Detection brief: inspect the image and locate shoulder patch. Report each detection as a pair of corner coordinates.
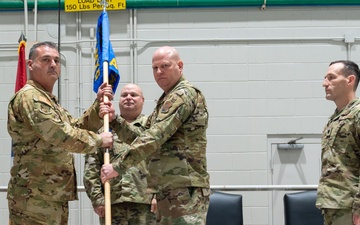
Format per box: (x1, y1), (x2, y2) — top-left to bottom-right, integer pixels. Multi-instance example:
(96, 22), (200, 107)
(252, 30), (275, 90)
(161, 101), (173, 114)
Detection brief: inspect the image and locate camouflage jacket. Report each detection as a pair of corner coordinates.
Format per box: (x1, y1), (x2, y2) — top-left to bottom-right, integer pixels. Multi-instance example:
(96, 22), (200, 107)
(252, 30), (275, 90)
(83, 115), (153, 207)
(110, 76), (210, 191)
(316, 98), (360, 214)
(7, 80), (103, 202)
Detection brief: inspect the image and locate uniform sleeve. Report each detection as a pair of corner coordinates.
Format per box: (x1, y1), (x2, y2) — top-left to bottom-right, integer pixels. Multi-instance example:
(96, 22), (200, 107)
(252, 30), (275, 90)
(352, 115), (360, 214)
(353, 194), (360, 215)
(72, 99), (104, 133)
(18, 91), (102, 154)
(84, 151), (105, 207)
(110, 115), (144, 144)
(112, 90), (195, 174)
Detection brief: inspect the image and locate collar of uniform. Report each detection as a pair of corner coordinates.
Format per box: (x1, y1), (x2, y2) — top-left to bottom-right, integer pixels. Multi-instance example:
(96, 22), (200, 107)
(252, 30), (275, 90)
(157, 75), (187, 105)
(331, 98), (360, 120)
(27, 80), (59, 102)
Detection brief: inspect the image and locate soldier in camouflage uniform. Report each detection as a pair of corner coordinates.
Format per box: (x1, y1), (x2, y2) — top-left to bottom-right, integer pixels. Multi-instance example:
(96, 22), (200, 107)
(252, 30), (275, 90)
(100, 46), (210, 225)
(7, 41), (114, 225)
(317, 60), (360, 225)
(84, 84), (157, 225)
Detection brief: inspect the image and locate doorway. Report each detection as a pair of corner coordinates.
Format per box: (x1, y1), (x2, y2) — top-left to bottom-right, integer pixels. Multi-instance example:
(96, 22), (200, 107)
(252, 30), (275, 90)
(268, 134), (322, 225)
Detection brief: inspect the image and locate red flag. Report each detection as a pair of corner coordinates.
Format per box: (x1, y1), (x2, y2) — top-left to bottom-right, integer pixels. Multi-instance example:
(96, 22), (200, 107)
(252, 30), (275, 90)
(11, 40), (27, 161)
(15, 40), (27, 92)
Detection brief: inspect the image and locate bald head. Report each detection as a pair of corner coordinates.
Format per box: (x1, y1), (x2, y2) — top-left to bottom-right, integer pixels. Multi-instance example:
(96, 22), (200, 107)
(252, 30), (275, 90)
(152, 46), (183, 94)
(152, 46), (181, 62)
(119, 84), (144, 122)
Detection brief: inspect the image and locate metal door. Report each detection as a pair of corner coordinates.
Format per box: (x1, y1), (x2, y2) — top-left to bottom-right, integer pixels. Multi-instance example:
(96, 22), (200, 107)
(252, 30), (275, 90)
(268, 136), (322, 225)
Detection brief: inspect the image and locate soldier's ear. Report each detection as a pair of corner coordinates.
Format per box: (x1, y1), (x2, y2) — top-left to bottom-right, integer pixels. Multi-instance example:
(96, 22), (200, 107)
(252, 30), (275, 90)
(28, 60), (33, 69)
(177, 60), (183, 72)
(348, 74), (356, 85)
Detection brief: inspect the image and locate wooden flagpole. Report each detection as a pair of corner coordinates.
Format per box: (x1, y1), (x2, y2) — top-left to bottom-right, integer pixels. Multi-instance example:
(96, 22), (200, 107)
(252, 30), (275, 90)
(103, 59), (112, 225)
(101, 2), (111, 225)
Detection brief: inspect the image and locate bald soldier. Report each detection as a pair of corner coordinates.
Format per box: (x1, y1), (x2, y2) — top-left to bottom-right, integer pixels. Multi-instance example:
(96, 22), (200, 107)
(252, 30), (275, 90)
(84, 84), (156, 225)
(100, 46), (210, 224)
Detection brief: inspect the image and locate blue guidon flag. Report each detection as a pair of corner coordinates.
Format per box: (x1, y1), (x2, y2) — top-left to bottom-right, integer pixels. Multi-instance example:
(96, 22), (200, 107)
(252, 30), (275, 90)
(93, 11), (120, 94)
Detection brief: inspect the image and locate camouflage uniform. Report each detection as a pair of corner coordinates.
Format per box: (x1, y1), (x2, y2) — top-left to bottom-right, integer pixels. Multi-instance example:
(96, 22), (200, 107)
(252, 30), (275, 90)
(322, 209), (352, 225)
(109, 76), (210, 224)
(316, 98), (360, 224)
(84, 115), (156, 225)
(7, 80), (104, 225)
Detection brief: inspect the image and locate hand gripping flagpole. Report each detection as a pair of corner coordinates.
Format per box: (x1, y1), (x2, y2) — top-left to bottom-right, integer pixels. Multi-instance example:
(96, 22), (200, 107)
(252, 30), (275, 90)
(100, 2), (111, 225)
